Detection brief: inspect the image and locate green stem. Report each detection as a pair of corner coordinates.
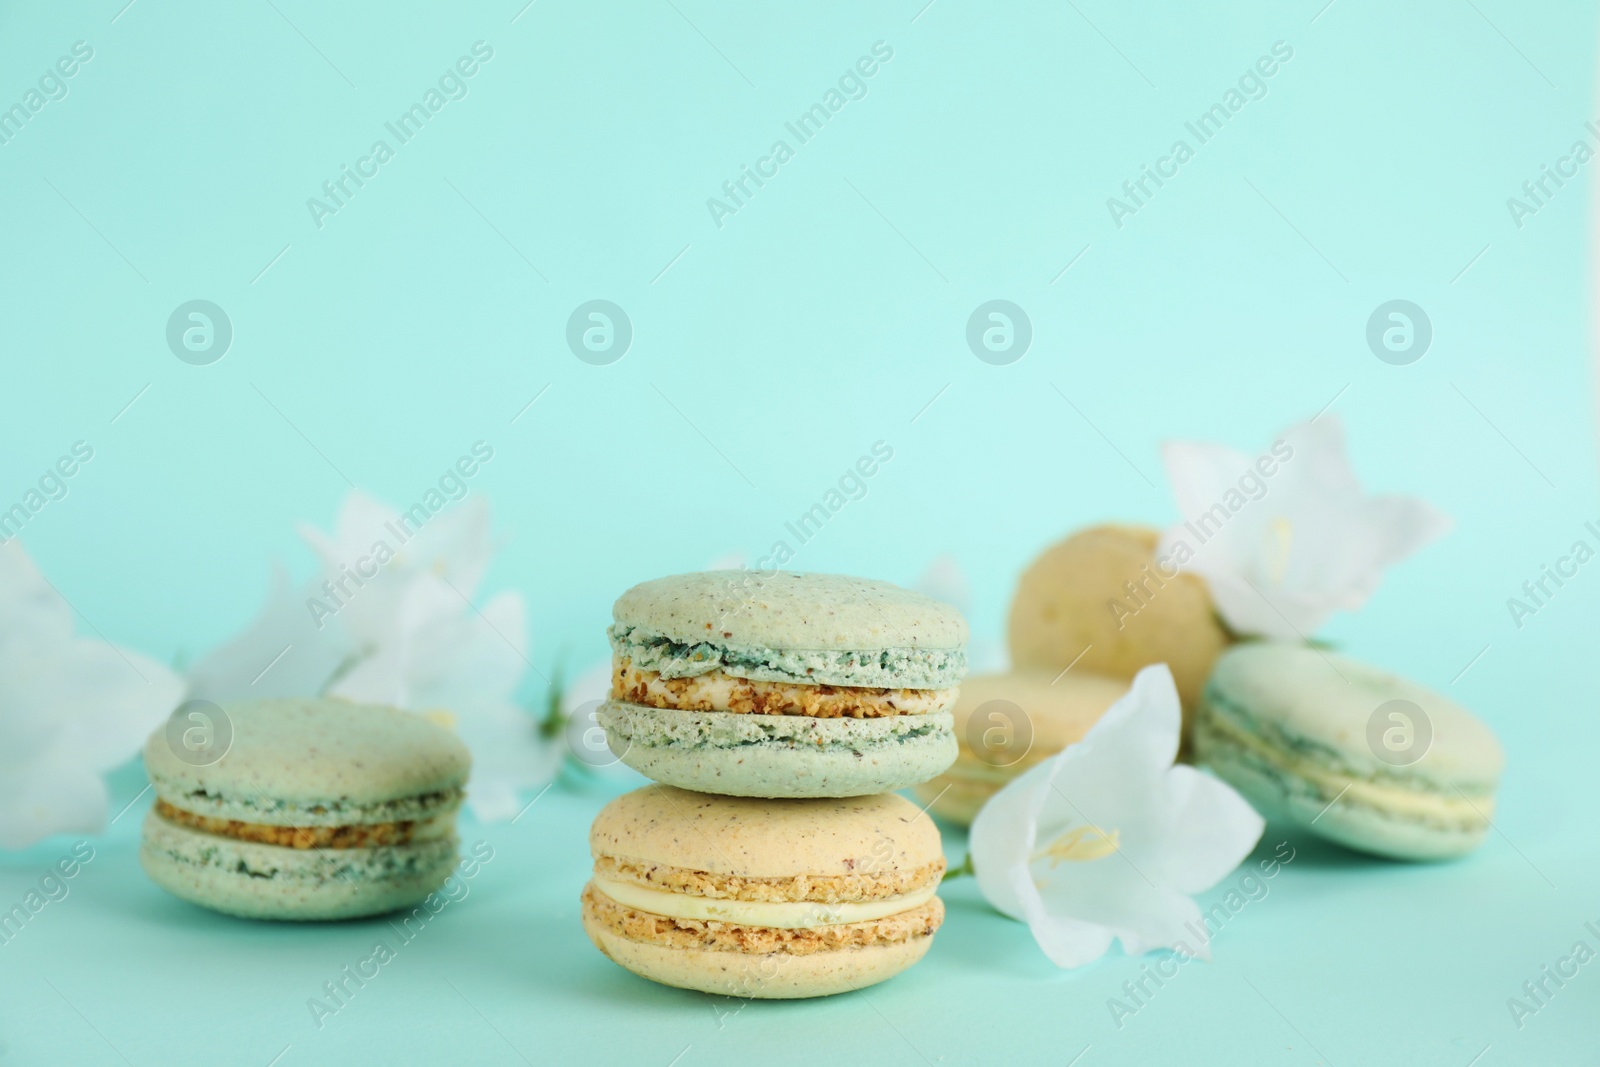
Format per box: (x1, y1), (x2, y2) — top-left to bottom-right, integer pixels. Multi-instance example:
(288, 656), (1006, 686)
(536, 658), (567, 740)
(942, 853), (975, 881)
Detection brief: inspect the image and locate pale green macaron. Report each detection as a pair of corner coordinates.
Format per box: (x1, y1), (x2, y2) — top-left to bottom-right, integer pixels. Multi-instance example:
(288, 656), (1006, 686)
(599, 570), (966, 797)
(1195, 643), (1504, 861)
(141, 698), (471, 920)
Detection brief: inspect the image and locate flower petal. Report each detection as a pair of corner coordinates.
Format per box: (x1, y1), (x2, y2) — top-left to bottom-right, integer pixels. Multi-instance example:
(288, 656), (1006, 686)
(1159, 440), (1256, 531)
(0, 541), (74, 646)
(914, 555), (970, 614)
(1047, 665), (1182, 826)
(1009, 859), (1117, 968)
(452, 699), (563, 821)
(1160, 415), (1449, 638)
(40, 642), (184, 772)
(298, 491), (399, 575)
(1145, 765), (1264, 894)
(0, 761), (107, 849)
(0, 542), (185, 848)
(197, 492), (550, 825)
(1030, 851), (1211, 961)
(186, 565), (355, 701)
(971, 757), (1048, 923)
(972, 664), (1261, 969)
(1193, 569), (1310, 640)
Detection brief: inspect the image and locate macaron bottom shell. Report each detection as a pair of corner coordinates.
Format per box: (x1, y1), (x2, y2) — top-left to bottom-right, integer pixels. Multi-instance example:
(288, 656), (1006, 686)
(140, 811), (460, 920)
(1194, 718), (1491, 862)
(598, 702), (957, 798)
(581, 903), (935, 999)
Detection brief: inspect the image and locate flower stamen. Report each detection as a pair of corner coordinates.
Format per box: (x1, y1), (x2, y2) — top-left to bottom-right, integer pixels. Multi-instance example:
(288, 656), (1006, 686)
(1034, 824), (1121, 867)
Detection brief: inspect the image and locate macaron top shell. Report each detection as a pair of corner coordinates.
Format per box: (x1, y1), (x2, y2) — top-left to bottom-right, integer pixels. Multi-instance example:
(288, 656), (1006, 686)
(144, 699), (472, 822)
(1205, 643), (1504, 791)
(951, 669), (1128, 757)
(590, 786), (943, 878)
(613, 571), (968, 650)
(1007, 524), (1228, 711)
(610, 570), (968, 688)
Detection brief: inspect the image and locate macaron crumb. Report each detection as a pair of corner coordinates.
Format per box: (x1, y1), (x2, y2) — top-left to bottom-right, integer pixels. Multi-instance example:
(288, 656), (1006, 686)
(153, 798), (447, 850)
(582, 884), (943, 955)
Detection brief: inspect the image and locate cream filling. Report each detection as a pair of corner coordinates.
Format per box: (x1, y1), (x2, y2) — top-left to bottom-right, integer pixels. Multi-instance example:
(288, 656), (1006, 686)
(618, 665), (956, 716)
(154, 801), (456, 848)
(592, 877), (938, 929)
(1204, 712), (1495, 823)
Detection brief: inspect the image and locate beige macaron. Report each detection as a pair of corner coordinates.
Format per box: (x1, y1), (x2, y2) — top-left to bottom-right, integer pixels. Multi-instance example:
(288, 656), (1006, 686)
(582, 786), (945, 998)
(1008, 524), (1230, 721)
(911, 669), (1129, 825)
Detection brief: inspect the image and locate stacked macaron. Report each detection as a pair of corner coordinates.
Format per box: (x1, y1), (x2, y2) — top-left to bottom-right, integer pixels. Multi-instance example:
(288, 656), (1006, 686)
(584, 787), (945, 998)
(584, 570), (965, 998)
(598, 571), (964, 796)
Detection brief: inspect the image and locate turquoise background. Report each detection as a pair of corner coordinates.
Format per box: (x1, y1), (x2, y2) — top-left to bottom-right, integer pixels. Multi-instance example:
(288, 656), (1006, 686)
(2, 0), (1598, 1062)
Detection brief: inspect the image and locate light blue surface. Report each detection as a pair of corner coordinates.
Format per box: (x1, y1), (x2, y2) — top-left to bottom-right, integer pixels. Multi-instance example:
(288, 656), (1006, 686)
(2, 0), (1599, 1063)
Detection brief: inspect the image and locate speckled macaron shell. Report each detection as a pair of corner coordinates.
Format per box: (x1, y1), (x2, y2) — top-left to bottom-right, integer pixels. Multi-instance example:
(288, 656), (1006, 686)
(609, 570), (968, 689)
(1196, 643), (1505, 861)
(591, 786), (944, 876)
(583, 917), (934, 999)
(1201, 644), (1503, 791)
(911, 669), (1128, 825)
(597, 702), (956, 798)
(140, 813), (460, 921)
(143, 698), (472, 825)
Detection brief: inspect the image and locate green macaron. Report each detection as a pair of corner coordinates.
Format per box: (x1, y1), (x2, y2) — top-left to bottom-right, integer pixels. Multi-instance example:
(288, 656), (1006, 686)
(140, 698), (471, 920)
(598, 570), (966, 797)
(1194, 643), (1504, 861)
